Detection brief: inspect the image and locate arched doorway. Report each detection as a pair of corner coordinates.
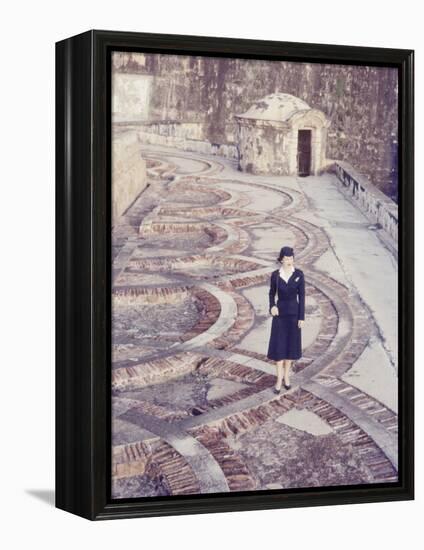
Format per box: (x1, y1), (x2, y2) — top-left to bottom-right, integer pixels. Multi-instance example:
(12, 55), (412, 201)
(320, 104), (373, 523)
(297, 129), (312, 176)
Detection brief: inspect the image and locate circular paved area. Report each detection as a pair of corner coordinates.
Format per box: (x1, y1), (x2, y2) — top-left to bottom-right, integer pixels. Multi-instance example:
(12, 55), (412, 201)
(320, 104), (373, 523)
(111, 145), (398, 498)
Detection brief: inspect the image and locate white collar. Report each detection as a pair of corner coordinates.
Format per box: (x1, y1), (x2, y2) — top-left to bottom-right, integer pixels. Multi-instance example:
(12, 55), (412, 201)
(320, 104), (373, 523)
(279, 265), (295, 282)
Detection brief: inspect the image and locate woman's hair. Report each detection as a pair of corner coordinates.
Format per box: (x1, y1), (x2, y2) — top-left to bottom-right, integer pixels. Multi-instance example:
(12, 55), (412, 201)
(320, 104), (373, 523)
(277, 246), (295, 263)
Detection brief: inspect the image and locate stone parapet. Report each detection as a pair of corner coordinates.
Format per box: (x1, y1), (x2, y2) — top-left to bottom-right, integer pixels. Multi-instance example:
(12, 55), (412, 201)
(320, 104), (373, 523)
(112, 130), (147, 224)
(115, 120), (238, 159)
(333, 160), (398, 253)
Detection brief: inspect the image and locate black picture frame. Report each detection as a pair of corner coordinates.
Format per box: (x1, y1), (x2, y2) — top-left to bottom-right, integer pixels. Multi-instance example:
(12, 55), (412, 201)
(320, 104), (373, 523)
(55, 29), (414, 521)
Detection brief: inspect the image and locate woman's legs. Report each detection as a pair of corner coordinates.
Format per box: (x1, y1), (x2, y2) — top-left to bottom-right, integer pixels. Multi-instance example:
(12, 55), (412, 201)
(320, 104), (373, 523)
(275, 359), (295, 390)
(275, 360), (284, 389)
(283, 360), (293, 386)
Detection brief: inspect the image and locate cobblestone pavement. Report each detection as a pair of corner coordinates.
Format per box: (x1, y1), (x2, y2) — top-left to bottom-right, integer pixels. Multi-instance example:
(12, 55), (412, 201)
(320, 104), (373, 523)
(111, 144), (398, 498)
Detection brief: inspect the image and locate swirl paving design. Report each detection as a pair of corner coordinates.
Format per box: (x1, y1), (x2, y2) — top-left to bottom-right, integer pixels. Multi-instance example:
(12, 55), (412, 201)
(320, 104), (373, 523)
(112, 146), (398, 499)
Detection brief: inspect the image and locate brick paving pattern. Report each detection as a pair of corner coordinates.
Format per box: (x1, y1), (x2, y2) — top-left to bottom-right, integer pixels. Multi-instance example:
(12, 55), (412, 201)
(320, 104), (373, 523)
(111, 146), (398, 498)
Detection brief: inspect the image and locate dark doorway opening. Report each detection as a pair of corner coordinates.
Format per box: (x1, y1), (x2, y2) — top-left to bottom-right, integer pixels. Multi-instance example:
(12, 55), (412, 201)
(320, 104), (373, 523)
(297, 129), (312, 176)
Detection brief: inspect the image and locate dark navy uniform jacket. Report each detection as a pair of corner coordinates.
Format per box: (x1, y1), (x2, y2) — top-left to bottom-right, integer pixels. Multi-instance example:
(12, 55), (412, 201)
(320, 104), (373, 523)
(268, 268), (305, 320)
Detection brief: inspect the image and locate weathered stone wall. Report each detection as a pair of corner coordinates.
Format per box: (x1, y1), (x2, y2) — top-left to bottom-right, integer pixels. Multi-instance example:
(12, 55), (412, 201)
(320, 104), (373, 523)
(112, 73), (154, 122)
(237, 120), (291, 174)
(112, 129), (147, 224)
(123, 120), (237, 159)
(235, 107), (330, 176)
(112, 52), (398, 200)
(333, 160), (398, 253)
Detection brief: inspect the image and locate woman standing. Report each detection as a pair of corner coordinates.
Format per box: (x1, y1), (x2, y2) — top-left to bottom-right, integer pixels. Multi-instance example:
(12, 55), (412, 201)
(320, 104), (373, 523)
(267, 246), (305, 393)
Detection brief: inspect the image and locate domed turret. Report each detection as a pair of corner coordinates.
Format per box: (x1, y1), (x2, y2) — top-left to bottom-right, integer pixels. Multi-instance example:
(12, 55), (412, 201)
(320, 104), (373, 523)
(234, 92), (330, 176)
(236, 93), (311, 122)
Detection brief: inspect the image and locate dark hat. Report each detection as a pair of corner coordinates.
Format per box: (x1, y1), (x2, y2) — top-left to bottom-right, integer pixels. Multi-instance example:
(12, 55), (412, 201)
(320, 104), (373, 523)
(277, 246), (294, 261)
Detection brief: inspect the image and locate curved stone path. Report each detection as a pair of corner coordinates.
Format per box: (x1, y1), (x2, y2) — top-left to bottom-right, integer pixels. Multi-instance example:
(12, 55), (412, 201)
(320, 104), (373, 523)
(111, 144), (398, 497)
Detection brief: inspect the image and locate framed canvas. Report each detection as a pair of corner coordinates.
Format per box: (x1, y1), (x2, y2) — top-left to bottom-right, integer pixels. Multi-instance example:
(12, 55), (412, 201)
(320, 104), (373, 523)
(55, 29), (414, 520)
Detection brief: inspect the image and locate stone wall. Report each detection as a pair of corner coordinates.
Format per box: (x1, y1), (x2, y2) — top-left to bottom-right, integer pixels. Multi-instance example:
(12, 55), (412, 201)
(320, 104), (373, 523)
(112, 73), (154, 122)
(235, 107), (330, 176)
(333, 160), (398, 253)
(112, 52), (398, 201)
(112, 129), (147, 224)
(135, 121), (238, 159)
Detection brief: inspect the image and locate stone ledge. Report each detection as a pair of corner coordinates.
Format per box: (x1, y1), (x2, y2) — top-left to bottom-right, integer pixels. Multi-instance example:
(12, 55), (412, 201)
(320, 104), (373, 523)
(333, 160), (398, 253)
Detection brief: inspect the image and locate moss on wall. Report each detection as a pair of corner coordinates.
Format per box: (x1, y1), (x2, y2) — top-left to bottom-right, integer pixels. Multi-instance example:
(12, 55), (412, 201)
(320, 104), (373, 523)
(112, 53), (398, 201)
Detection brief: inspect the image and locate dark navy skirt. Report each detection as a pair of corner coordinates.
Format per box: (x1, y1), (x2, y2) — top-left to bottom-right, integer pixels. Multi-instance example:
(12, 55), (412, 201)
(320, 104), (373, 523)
(267, 314), (302, 360)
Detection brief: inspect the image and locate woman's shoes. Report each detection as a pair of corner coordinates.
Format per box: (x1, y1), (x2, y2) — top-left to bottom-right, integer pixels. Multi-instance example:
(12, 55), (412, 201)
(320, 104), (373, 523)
(274, 379), (292, 393)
